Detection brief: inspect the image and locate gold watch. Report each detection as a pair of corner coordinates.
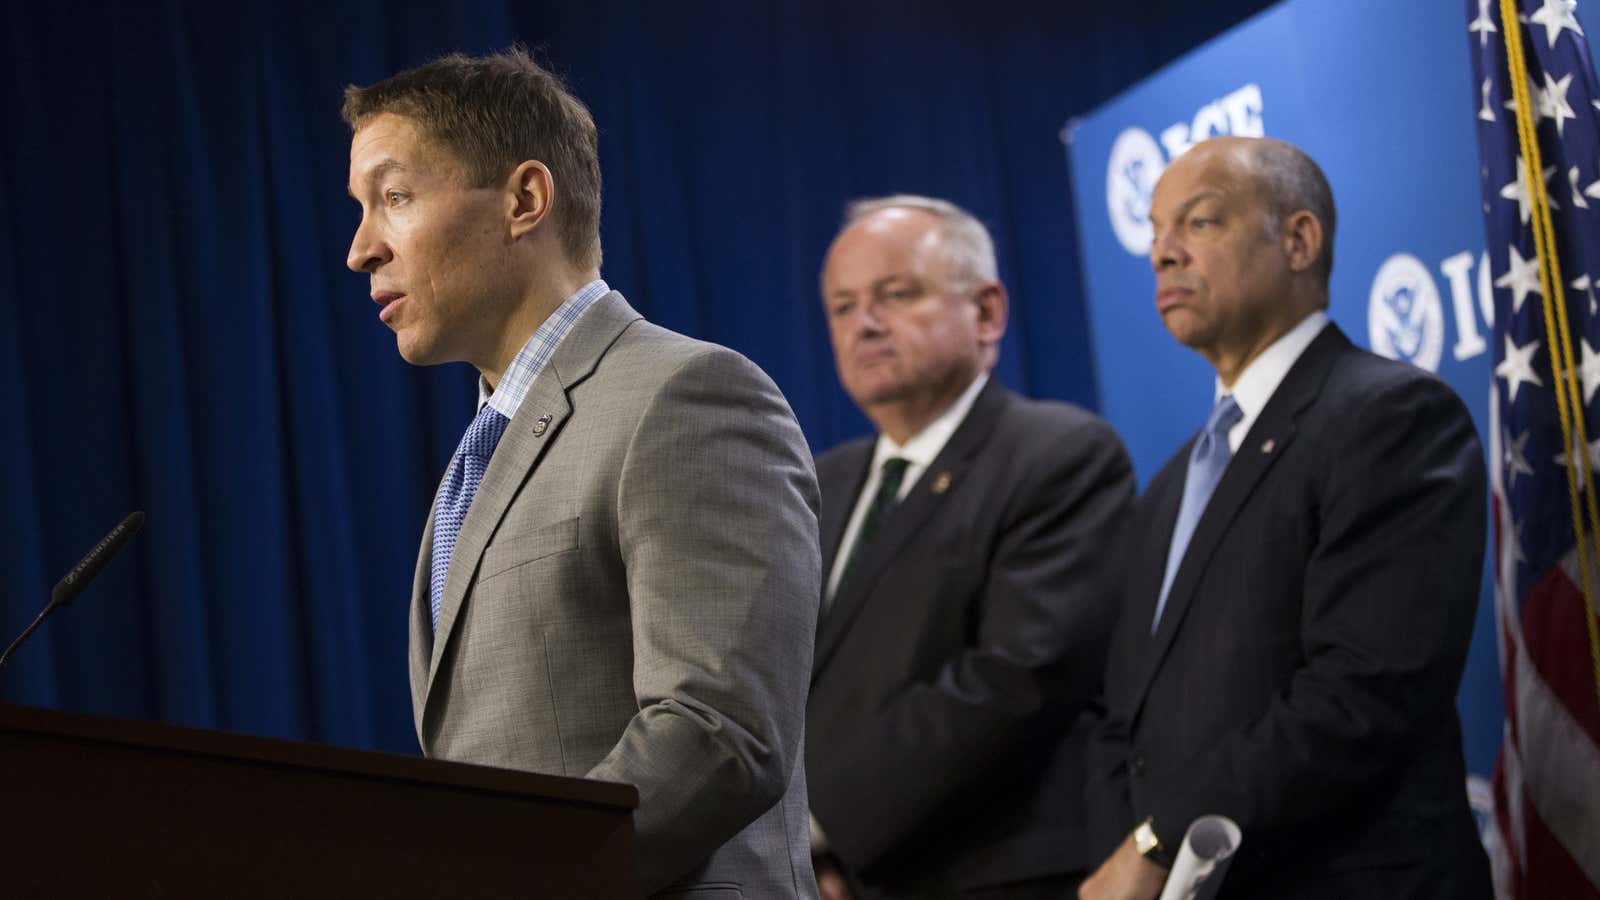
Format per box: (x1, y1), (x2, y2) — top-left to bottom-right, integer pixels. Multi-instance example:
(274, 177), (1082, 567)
(1133, 816), (1168, 864)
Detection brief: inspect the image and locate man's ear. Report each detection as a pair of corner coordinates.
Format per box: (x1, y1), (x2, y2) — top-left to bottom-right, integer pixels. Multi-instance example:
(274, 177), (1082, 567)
(973, 281), (1009, 346)
(1281, 209), (1324, 274)
(507, 160), (554, 240)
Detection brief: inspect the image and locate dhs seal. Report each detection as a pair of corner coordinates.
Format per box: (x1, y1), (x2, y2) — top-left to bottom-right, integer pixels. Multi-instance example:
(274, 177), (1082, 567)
(1106, 127), (1166, 256)
(1368, 253), (1445, 373)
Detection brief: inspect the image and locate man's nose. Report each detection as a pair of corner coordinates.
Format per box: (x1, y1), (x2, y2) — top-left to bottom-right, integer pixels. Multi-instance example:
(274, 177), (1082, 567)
(347, 217), (391, 273)
(1150, 229), (1182, 272)
(853, 299), (889, 335)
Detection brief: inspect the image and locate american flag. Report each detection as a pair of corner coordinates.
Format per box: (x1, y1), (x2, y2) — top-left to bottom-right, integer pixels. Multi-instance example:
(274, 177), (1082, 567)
(1469, 1), (1600, 897)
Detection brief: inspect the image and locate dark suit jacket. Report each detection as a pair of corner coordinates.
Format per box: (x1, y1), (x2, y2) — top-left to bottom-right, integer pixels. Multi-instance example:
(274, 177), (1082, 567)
(807, 378), (1135, 894)
(1086, 325), (1492, 899)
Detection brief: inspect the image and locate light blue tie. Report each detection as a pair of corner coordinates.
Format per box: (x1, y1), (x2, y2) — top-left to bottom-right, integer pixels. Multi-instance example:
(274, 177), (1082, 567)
(430, 405), (511, 631)
(1152, 395), (1243, 632)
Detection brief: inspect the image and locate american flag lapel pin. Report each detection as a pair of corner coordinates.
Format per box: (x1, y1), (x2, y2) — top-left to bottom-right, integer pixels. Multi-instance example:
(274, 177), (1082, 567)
(1261, 438), (1276, 454)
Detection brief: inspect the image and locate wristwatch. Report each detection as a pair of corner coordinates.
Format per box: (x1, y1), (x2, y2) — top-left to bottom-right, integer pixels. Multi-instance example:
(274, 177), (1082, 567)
(1133, 816), (1172, 867)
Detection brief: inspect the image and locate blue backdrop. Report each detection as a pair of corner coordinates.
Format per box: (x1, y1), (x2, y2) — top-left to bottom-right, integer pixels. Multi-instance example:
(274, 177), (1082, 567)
(0, 0), (1274, 753)
(1066, 0), (1600, 788)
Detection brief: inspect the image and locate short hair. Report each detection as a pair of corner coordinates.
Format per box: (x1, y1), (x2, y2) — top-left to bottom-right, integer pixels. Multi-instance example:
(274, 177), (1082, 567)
(342, 47), (603, 269)
(844, 194), (999, 289)
(1250, 140), (1336, 282)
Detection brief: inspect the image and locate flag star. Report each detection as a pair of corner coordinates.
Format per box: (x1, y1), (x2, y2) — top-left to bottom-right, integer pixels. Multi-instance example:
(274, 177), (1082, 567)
(1573, 167), (1592, 208)
(1496, 335), (1544, 402)
(1553, 433), (1600, 490)
(1529, 0), (1584, 49)
(1540, 72), (1578, 135)
(1505, 428), (1536, 485)
(1470, 0), (1498, 47)
(1496, 244), (1544, 313)
(1504, 518), (1528, 571)
(1580, 339), (1600, 404)
(1575, 273), (1598, 315)
(1585, 160), (1600, 197)
(1480, 79), (1497, 122)
(1500, 157), (1559, 224)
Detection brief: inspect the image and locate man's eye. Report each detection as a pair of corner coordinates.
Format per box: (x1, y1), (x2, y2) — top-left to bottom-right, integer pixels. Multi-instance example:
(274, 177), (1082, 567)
(831, 302), (855, 318)
(386, 191), (406, 206)
(1190, 217), (1214, 230)
(884, 288), (918, 302)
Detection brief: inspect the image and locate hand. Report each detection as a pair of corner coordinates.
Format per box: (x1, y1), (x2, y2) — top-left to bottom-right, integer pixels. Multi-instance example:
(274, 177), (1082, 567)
(1078, 833), (1167, 900)
(814, 854), (855, 900)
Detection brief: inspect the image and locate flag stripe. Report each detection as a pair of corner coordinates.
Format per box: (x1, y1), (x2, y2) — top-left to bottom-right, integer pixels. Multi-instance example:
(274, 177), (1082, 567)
(1519, 791), (1600, 899)
(1498, 534), (1600, 885)
(1531, 556), (1600, 744)
(1490, 747), (1524, 896)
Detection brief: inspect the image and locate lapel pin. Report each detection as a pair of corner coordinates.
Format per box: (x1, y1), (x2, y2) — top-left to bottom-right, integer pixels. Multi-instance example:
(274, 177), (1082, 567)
(531, 414), (552, 437)
(1260, 438), (1275, 454)
(931, 471), (952, 494)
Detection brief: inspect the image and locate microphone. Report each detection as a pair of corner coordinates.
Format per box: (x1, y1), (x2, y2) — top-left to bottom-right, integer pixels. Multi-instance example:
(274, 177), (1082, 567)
(0, 511), (145, 672)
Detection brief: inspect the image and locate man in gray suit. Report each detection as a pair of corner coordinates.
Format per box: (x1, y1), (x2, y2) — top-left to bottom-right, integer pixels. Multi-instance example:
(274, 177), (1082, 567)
(343, 49), (821, 898)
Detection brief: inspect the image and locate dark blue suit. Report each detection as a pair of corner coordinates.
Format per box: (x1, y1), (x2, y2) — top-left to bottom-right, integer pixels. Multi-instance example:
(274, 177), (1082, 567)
(808, 379), (1135, 895)
(1087, 325), (1492, 899)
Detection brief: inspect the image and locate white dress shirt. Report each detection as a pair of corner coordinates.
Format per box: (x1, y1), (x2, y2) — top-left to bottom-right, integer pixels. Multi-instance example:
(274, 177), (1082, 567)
(1218, 311), (1330, 453)
(824, 372), (989, 605)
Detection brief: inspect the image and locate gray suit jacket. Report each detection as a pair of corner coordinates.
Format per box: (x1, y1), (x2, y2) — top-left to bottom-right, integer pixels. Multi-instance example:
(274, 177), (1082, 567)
(409, 291), (821, 898)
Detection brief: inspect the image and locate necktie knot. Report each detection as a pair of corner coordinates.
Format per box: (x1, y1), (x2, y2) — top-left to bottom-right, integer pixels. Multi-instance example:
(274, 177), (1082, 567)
(460, 406), (511, 460)
(1206, 395), (1243, 440)
(878, 456), (911, 500)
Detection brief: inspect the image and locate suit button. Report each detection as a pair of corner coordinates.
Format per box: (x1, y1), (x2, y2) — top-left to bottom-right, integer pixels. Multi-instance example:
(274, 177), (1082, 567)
(1131, 754), (1147, 777)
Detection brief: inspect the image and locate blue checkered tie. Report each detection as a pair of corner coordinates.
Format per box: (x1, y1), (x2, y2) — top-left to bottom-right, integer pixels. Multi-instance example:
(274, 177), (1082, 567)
(1152, 394), (1243, 631)
(430, 405), (511, 631)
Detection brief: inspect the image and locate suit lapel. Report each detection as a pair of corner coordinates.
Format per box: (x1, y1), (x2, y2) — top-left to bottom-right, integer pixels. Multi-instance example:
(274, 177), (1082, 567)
(818, 442), (873, 592)
(812, 379), (1008, 679)
(1130, 325), (1349, 715)
(409, 482), (445, 740)
(421, 292), (642, 715)
(1123, 444), (1192, 648)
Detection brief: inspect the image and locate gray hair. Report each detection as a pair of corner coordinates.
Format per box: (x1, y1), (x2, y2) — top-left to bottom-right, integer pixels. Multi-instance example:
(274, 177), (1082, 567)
(844, 194), (999, 289)
(1251, 140), (1336, 281)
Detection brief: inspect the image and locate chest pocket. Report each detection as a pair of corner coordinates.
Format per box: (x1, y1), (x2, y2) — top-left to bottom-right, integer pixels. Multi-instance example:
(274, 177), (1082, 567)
(479, 516), (581, 582)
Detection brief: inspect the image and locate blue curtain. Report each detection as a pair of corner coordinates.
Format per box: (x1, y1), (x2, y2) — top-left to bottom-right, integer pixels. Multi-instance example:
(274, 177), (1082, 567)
(0, 0), (1273, 753)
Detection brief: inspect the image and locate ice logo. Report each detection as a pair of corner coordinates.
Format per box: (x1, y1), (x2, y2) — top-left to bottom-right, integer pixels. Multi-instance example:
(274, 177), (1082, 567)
(1368, 253), (1445, 373)
(1106, 127), (1166, 256)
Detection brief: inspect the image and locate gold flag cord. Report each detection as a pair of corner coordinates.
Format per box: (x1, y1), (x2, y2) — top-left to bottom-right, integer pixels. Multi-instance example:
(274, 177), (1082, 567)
(1500, 0), (1600, 711)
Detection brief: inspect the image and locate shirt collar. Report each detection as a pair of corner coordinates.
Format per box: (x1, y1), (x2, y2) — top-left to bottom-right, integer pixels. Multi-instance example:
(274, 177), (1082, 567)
(478, 279), (609, 417)
(1215, 310), (1329, 421)
(871, 371), (989, 470)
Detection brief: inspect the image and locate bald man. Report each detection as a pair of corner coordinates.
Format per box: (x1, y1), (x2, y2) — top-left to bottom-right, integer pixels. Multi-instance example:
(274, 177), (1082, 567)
(1080, 138), (1491, 900)
(809, 195), (1134, 898)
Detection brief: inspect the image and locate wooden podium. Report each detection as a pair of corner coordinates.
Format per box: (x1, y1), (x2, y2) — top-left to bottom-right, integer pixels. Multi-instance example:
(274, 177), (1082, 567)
(0, 704), (639, 897)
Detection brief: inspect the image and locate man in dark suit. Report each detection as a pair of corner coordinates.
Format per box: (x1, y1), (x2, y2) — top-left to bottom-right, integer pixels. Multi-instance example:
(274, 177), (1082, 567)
(1079, 137), (1492, 900)
(808, 195), (1135, 899)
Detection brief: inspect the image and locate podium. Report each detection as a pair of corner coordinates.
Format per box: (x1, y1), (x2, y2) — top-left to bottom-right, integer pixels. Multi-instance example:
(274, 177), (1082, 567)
(0, 704), (639, 897)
